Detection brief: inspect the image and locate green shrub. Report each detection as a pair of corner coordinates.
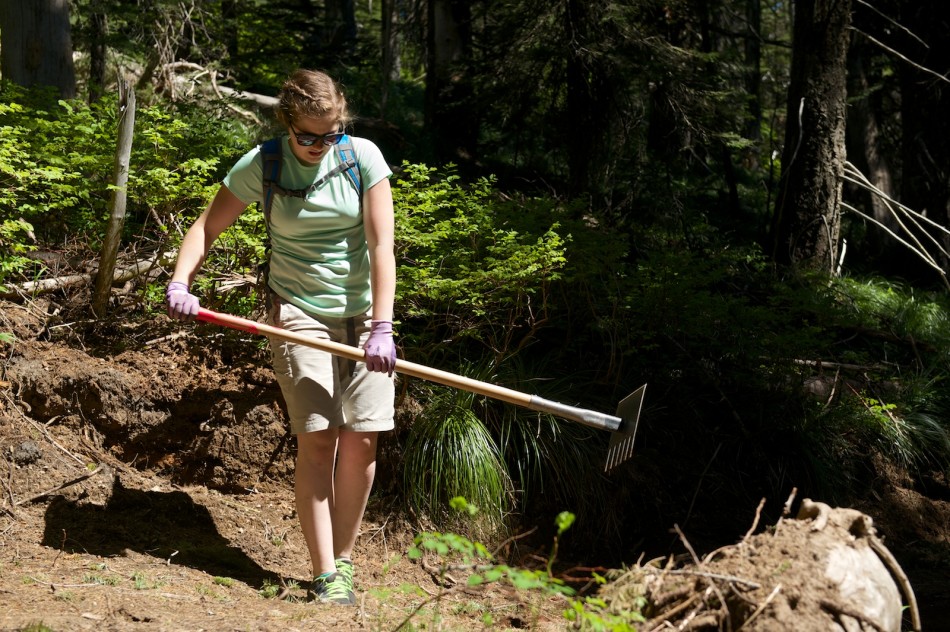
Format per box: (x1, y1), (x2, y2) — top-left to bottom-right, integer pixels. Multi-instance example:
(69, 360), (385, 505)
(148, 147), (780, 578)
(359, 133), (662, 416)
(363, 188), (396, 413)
(393, 162), (568, 356)
(0, 83), (253, 287)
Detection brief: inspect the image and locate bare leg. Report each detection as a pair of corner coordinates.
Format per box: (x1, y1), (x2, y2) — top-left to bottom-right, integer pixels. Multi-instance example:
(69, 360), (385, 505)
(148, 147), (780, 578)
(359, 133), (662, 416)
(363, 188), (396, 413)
(295, 429), (340, 576)
(331, 431), (378, 560)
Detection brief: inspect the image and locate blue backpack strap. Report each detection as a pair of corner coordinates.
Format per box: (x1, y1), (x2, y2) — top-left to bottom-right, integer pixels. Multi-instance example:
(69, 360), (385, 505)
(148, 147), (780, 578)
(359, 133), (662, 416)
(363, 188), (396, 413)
(260, 135), (362, 210)
(334, 134), (363, 205)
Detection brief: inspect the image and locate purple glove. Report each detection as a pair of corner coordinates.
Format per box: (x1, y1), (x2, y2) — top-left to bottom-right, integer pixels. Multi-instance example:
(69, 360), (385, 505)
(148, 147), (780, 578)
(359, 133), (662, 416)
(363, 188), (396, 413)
(166, 281), (200, 320)
(364, 320), (397, 376)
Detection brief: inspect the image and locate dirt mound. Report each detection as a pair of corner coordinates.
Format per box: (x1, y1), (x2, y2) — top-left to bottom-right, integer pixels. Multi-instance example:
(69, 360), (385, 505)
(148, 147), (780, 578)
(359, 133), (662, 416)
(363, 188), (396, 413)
(603, 499), (915, 631)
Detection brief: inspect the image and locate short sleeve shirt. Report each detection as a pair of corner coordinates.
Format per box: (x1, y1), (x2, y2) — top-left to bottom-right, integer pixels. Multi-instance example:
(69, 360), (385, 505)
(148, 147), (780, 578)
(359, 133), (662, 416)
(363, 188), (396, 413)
(223, 136), (392, 318)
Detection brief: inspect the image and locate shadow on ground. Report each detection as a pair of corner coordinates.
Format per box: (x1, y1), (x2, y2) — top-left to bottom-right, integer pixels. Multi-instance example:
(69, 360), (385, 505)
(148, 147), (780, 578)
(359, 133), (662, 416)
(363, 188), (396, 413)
(42, 477), (284, 588)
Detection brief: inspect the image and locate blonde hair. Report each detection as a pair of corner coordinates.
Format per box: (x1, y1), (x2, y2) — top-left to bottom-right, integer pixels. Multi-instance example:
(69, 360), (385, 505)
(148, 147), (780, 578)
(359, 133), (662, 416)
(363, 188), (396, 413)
(276, 69), (352, 128)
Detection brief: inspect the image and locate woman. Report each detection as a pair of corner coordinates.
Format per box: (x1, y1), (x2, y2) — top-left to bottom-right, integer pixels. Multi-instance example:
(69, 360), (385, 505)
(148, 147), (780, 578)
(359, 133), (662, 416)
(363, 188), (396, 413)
(165, 69), (397, 606)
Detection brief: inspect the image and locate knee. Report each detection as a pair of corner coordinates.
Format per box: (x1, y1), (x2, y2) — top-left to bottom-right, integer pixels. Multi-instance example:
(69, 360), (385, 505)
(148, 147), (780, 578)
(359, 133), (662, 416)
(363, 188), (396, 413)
(340, 432), (378, 463)
(296, 431), (338, 466)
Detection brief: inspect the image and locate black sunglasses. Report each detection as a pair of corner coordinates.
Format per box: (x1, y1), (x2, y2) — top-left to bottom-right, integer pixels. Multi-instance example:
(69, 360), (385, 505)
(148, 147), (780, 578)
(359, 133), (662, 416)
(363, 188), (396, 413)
(290, 123), (345, 147)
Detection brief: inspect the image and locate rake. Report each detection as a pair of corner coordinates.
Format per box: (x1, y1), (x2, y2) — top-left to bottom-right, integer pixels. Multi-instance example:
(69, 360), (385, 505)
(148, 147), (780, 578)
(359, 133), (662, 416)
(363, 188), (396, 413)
(196, 308), (646, 471)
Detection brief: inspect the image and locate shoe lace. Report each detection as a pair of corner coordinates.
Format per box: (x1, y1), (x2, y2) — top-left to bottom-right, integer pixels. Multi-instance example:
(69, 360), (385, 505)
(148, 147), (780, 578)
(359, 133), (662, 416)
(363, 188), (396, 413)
(335, 559), (353, 586)
(317, 573), (352, 601)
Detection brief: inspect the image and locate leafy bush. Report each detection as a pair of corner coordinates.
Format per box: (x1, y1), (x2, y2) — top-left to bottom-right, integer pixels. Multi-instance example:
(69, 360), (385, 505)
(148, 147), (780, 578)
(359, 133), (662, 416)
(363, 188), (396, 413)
(392, 163), (568, 356)
(0, 83), (253, 286)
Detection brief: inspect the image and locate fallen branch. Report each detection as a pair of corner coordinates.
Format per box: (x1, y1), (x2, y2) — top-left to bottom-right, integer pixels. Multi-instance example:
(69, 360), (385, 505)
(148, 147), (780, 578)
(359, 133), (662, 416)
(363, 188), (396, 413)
(15, 464), (105, 506)
(792, 358), (885, 372)
(868, 537), (922, 632)
(819, 598), (888, 632)
(736, 584), (782, 631)
(665, 569), (761, 590)
(0, 251), (176, 300)
(160, 61), (277, 115)
(742, 498), (766, 542)
(646, 591), (703, 631)
(673, 524), (733, 630)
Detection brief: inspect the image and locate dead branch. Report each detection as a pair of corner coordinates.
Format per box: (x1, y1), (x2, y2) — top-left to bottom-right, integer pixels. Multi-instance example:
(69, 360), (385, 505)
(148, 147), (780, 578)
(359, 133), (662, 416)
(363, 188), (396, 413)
(792, 358), (885, 372)
(735, 584), (782, 631)
(0, 251), (176, 300)
(851, 27), (949, 85)
(645, 592), (704, 631)
(159, 61), (276, 118)
(842, 161), (950, 290)
(665, 569), (761, 590)
(868, 537), (922, 632)
(742, 498), (766, 543)
(1, 463), (17, 519)
(819, 598), (888, 632)
(15, 464), (105, 506)
(673, 524), (734, 631)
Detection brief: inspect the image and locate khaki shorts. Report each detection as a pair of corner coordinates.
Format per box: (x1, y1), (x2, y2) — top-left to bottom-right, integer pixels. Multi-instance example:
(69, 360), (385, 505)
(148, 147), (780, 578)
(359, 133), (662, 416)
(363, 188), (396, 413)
(267, 298), (395, 434)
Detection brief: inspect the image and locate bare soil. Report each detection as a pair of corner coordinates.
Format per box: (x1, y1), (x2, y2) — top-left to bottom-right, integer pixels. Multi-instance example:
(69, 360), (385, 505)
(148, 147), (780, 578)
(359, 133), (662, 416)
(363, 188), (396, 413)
(1, 297), (948, 631)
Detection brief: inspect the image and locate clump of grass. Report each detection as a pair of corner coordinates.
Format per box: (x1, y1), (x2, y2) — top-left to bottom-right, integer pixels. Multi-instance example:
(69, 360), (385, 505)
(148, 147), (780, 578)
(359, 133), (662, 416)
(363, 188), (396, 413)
(402, 384), (514, 539)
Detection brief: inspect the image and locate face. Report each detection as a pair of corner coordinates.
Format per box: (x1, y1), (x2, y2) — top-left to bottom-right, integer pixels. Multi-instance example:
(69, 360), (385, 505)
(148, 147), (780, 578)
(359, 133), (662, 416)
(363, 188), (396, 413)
(287, 115), (344, 166)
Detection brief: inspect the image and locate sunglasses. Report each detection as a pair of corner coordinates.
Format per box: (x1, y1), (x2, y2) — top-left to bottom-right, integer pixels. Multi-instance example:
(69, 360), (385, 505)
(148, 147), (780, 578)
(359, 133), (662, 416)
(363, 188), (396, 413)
(290, 123), (345, 147)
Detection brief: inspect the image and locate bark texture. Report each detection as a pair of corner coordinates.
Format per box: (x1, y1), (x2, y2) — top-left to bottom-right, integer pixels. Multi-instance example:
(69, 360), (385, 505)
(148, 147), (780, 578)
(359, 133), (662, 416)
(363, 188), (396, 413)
(0, 0), (76, 99)
(770, 0), (852, 272)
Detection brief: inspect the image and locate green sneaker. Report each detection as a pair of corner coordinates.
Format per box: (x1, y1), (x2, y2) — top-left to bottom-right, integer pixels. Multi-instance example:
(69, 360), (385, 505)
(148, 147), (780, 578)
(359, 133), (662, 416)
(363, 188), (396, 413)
(309, 571), (355, 606)
(335, 558), (354, 590)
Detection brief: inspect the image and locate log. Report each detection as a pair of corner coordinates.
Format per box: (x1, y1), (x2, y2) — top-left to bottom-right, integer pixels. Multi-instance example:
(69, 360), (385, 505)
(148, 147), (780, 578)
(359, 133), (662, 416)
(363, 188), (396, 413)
(0, 252), (176, 300)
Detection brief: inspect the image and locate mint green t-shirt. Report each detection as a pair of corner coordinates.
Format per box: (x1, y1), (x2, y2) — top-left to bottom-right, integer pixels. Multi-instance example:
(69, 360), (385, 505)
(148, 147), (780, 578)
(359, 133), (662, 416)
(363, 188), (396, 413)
(223, 135), (392, 318)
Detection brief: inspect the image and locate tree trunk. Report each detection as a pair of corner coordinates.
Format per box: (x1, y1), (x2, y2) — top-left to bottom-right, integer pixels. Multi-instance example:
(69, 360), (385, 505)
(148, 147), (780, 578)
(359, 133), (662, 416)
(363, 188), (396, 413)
(770, 0), (852, 273)
(744, 0), (763, 153)
(425, 0), (474, 162)
(221, 0), (240, 66)
(92, 82), (136, 317)
(325, 0), (358, 55)
(88, 8), (107, 104)
(845, 38), (896, 260)
(0, 0), (76, 99)
(380, 0), (403, 118)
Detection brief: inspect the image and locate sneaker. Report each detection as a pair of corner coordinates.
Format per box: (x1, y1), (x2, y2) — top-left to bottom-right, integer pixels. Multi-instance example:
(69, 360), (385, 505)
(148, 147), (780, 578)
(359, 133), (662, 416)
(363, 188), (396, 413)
(309, 572), (355, 605)
(335, 558), (354, 589)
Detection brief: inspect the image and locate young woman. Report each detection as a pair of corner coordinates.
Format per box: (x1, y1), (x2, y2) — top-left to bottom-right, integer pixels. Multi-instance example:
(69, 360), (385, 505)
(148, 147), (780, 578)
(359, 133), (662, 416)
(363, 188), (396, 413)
(166, 69), (397, 605)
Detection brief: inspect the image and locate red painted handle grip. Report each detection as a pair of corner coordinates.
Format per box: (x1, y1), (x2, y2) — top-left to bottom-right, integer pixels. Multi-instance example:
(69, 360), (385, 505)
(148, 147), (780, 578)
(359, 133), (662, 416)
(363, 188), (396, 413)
(197, 308), (261, 334)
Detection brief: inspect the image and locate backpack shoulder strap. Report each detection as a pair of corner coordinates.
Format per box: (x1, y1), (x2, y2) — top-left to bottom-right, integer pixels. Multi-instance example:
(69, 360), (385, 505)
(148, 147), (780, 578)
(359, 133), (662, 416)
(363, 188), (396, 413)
(334, 134), (363, 205)
(260, 135), (363, 211)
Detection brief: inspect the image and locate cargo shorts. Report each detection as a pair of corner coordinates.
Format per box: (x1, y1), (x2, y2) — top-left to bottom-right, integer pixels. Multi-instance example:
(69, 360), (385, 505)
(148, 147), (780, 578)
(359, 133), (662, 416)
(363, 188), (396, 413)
(267, 297), (395, 434)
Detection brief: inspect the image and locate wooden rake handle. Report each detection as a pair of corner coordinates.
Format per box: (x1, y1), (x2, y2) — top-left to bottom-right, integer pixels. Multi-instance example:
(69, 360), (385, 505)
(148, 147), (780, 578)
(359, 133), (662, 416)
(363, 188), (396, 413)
(196, 308), (624, 433)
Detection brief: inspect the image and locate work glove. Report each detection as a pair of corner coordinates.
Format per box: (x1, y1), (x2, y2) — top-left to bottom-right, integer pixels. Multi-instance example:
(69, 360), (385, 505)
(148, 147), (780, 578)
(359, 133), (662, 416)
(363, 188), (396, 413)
(364, 320), (397, 376)
(166, 281), (200, 320)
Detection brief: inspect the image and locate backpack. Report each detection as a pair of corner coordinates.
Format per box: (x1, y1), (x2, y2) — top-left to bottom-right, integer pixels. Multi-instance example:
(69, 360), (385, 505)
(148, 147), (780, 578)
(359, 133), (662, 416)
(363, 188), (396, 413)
(256, 135), (363, 301)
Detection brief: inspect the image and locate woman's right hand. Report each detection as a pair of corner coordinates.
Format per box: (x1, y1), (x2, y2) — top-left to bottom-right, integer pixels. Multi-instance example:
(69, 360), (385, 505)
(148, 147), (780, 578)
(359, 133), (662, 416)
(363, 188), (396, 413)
(166, 282), (200, 320)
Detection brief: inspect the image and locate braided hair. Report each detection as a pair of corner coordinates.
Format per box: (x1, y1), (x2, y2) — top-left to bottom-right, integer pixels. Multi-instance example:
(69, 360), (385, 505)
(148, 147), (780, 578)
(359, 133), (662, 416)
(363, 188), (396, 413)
(276, 69), (352, 128)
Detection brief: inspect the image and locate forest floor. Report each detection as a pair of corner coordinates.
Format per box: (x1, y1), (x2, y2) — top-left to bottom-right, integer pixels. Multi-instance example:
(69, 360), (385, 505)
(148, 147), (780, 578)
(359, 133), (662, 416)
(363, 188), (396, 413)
(0, 295), (948, 631)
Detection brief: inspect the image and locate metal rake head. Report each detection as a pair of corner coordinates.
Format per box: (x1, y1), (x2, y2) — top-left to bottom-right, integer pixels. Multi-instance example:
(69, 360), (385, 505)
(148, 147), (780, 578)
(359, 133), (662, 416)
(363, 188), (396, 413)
(605, 384), (646, 472)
